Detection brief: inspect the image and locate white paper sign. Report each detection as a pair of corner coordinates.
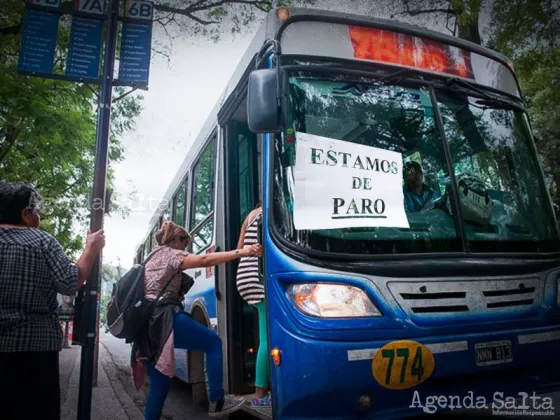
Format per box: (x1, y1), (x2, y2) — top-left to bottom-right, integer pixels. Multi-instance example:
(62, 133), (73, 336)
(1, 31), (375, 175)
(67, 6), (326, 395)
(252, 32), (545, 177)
(293, 132), (410, 230)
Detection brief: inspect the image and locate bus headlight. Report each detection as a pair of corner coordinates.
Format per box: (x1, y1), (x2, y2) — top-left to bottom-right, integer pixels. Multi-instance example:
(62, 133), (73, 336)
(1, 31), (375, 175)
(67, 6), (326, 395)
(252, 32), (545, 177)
(286, 283), (382, 318)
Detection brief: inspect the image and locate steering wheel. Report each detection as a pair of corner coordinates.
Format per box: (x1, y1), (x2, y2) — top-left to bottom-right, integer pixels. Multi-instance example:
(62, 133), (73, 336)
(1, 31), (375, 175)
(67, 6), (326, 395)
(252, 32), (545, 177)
(421, 174), (493, 227)
(419, 189), (451, 214)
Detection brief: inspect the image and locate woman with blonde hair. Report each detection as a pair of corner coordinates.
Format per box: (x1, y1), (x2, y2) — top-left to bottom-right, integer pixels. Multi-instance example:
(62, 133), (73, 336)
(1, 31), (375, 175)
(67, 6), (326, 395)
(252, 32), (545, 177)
(131, 221), (262, 419)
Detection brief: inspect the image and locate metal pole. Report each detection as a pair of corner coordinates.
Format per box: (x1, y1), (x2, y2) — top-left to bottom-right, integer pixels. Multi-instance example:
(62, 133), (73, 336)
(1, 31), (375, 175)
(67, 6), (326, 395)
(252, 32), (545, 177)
(63, 321), (70, 349)
(77, 0), (119, 418)
(92, 290), (101, 386)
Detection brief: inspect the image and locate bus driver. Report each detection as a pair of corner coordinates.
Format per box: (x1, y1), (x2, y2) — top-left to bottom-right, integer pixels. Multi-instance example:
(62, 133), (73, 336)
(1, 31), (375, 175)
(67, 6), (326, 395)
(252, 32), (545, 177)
(403, 161), (440, 213)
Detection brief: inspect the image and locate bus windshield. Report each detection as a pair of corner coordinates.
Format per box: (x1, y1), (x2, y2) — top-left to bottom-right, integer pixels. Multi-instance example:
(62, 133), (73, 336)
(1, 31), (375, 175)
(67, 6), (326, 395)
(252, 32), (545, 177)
(272, 73), (559, 255)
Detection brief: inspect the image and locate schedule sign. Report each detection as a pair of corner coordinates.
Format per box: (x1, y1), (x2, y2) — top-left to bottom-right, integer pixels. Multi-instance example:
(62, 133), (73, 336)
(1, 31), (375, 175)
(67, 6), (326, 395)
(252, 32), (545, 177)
(18, 0), (153, 88)
(66, 18), (104, 79)
(17, 8), (59, 74)
(118, 1), (153, 86)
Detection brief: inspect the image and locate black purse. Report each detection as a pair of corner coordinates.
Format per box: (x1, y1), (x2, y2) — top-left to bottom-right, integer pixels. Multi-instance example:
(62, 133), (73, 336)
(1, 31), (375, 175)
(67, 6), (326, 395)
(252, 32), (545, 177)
(179, 272), (194, 296)
(71, 285), (87, 346)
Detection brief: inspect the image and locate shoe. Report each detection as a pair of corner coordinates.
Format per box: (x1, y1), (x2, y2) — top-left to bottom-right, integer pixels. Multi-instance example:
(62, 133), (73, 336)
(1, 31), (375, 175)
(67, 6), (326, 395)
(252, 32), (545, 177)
(251, 394), (272, 407)
(208, 395), (246, 417)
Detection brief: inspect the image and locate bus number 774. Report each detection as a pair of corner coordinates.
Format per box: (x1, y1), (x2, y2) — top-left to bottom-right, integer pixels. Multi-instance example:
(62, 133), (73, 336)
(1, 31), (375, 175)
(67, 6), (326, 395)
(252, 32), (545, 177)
(372, 341), (435, 390)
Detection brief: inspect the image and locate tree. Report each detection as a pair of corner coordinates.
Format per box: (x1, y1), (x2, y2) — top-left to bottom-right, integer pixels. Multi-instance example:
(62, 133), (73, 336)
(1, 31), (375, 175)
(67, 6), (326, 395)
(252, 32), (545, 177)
(389, 0), (483, 44)
(489, 0), (560, 206)
(0, 0), (143, 255)
(1, 0), (315, 254)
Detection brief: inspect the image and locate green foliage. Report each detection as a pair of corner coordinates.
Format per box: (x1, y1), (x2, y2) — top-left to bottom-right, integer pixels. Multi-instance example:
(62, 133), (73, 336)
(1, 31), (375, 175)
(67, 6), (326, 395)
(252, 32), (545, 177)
(512, 49), (560, 202)
(1, 0), (319, 257)
(490, 0), (560, 205)
(490, 0), (559, 56)
(0, 0), (142, 256)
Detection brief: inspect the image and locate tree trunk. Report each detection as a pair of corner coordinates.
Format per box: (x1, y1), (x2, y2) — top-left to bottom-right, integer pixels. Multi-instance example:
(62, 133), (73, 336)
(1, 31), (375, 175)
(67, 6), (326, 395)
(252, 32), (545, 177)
(458, 19), (482, 45)
(0, 126), (21, 166)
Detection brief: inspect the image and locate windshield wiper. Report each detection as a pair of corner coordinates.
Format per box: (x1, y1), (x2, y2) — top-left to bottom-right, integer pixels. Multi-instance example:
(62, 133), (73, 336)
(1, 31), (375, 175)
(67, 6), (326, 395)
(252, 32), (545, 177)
(375, 67), (426, 84)
(473, 98), (522, 111)
(444, 77), (525, 112)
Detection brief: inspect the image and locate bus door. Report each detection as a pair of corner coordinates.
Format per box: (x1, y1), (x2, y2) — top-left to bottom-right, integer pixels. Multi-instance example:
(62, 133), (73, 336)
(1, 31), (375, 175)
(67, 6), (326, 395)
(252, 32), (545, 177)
(223, 119), (262, 394)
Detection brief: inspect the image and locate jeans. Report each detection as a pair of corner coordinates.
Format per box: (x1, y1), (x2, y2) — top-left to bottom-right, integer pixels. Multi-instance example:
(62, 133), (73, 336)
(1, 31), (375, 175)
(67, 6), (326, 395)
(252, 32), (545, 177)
(145, 311), (224, 420)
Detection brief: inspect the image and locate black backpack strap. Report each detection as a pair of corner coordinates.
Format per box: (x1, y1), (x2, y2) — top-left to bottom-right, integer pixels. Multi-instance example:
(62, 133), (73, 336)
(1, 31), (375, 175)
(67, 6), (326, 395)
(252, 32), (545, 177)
(155, 274), (176, 301)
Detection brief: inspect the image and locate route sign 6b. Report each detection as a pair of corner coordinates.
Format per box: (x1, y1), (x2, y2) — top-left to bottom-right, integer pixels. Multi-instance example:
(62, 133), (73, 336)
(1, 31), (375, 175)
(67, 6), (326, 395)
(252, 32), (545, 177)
(125, 0), (153, 21)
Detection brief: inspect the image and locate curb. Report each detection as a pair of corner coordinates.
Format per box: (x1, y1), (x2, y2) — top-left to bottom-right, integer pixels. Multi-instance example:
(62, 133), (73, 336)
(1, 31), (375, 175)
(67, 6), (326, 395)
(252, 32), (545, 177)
(99, 345), (144, 420)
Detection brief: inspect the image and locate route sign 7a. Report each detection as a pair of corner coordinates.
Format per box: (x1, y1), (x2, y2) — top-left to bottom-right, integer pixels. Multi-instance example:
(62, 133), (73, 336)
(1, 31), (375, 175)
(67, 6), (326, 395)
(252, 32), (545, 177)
(75, 0), (106, 15)
(125, 0), (153, 20)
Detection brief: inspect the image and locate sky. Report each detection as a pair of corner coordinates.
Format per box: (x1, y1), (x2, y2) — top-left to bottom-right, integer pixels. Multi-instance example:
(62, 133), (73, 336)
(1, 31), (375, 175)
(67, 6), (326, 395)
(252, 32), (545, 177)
(103, 27), (255, 268)
(101, 0), (494, 269)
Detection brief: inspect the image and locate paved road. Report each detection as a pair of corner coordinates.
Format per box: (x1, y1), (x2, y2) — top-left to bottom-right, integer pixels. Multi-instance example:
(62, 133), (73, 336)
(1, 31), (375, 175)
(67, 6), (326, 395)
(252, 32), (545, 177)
(100, 330), (559, 419)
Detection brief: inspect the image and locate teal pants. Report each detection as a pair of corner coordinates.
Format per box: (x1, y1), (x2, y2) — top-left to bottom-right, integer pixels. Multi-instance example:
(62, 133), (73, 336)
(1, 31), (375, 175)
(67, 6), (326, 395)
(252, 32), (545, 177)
(254, 301), (270, 388)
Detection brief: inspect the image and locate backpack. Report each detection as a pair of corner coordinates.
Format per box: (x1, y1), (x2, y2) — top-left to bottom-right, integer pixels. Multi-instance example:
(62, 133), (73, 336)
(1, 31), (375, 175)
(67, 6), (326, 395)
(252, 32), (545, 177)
(106, 248), (173, 343)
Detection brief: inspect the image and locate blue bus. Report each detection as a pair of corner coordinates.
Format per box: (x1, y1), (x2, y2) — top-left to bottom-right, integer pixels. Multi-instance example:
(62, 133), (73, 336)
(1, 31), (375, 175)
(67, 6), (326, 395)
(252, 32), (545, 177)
(135, 7), (560, 419)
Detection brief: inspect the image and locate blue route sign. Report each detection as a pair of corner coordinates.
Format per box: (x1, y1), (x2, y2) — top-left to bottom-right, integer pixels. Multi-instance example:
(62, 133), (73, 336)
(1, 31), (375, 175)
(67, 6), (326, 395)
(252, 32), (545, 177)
(118, 22), (152, 85)
(66, 17), (104, 79)
(118, 0), (153, 86)
(18, 0), (153, 89)
(18, 8), (60, 74)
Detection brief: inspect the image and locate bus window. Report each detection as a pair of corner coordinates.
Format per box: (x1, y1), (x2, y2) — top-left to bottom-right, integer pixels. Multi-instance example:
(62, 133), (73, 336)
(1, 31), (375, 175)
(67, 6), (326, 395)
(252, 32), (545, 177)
(162, 203), (171, 223)
(150, 227), (157, 251)
(143, 238), (150, 258)
(274, 76), (460, 254)
(435, 92), (558, 252)
(173, 179), (187, 227)
(190, 138), (216, 253)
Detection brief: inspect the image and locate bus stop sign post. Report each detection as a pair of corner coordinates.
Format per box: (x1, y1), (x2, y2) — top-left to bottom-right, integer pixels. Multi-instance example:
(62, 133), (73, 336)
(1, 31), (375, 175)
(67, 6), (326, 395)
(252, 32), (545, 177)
(15, 1), (152, 418)
(76, 0), (119, 418)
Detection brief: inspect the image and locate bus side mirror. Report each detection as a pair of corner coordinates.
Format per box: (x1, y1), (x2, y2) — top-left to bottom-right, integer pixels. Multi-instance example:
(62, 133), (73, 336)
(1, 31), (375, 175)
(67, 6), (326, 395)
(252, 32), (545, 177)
(247, 68), (286, 133)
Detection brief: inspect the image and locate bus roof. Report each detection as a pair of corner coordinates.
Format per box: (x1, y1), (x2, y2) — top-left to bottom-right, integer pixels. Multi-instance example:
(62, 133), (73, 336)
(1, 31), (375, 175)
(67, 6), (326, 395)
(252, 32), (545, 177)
(134, 7), (515, 252)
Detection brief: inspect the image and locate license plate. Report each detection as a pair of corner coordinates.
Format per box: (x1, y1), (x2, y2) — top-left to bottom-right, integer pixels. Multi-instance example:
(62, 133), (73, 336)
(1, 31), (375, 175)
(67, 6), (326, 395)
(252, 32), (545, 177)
(475, 340), (513, 366)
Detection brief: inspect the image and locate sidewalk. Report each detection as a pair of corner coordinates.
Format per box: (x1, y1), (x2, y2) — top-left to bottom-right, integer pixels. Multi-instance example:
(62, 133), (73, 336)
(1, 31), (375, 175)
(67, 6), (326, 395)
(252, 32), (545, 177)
(60, 345), (143, 420)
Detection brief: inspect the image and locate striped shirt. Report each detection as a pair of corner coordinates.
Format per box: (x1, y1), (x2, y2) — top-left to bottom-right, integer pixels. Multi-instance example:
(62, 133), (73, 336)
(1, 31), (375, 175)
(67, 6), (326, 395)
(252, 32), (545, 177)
(236, 212), (264, 305)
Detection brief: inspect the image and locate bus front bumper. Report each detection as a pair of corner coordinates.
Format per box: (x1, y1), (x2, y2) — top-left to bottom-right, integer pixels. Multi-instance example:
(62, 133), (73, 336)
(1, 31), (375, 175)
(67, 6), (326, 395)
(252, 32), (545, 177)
(271, 325), (560, 420)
